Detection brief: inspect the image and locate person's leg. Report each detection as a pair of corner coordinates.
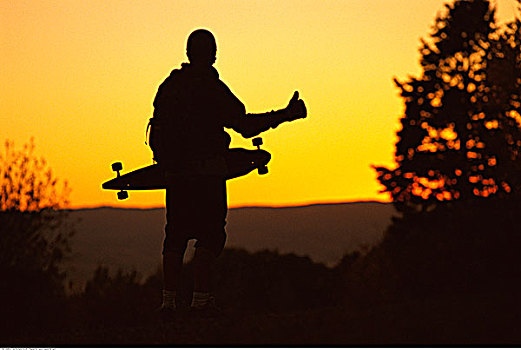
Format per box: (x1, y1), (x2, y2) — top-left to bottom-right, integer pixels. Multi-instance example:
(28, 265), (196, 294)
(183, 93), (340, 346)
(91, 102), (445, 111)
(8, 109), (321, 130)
(191, 177), (227, 309)
(192, 246), (217, 293)
(191, 246), (221, 310)
(161, 187), (189, 310)
(161, 252), (183, 311)
(163, 251), (183, 290)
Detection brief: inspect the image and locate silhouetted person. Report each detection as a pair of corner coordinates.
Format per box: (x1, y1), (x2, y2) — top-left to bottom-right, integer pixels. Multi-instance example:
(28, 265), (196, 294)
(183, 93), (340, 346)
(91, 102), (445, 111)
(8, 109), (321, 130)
(154, 29), (306, 316)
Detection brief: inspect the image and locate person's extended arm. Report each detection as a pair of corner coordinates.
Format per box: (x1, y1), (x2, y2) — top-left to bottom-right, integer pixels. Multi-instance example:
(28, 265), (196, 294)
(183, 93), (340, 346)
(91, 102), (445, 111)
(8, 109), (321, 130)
(223, 90), (307, 139)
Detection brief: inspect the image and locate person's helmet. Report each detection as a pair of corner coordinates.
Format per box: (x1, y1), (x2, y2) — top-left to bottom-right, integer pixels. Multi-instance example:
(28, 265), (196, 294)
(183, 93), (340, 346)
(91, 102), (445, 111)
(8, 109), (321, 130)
(186, 29), (217, 65)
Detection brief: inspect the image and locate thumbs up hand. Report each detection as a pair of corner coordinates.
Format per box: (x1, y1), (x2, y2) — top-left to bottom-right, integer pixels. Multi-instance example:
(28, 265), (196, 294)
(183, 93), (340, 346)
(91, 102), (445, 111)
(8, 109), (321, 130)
(285, 91), (307, 121)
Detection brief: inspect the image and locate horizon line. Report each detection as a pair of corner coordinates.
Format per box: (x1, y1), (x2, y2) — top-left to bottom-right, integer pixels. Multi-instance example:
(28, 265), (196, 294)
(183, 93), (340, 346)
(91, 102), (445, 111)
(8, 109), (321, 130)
(69, 199), (392, 211)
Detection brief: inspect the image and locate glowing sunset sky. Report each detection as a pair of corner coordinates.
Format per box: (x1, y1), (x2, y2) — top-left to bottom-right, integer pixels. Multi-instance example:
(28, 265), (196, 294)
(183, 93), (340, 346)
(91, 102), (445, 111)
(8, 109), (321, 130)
(1, 0), (517, 208)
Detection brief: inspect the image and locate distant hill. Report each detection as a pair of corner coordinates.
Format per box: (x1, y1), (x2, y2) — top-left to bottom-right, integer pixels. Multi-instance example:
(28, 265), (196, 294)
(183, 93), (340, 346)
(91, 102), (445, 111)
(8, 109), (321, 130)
(65, 202), (397, 288)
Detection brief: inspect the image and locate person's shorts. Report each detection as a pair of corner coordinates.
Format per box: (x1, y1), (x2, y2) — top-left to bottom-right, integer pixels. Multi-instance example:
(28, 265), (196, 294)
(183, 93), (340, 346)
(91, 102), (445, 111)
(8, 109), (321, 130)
(162, 175), (227, 257)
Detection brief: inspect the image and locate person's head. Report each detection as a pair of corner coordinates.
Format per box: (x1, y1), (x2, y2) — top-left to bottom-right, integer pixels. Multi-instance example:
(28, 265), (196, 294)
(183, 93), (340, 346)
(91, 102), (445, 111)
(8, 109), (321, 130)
(186, 29), (217, 66)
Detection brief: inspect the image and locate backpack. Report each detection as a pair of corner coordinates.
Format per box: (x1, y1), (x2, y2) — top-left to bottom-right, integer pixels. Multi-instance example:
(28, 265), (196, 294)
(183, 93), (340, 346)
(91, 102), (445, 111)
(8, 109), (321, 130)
(146, 69), (189, 163)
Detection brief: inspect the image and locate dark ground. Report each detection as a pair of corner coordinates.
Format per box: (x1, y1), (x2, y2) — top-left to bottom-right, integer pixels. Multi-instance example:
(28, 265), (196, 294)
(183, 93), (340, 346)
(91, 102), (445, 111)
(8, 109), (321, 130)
(8, 289), (521, 346)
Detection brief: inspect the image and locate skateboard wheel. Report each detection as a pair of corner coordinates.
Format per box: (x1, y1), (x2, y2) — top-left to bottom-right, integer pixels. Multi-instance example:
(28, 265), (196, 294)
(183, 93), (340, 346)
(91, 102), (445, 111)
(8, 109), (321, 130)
(117, 190), (128, 200)
(112, 162), (123, 172)
(258, 165), (268, 175)
(253, 137), (263, 147)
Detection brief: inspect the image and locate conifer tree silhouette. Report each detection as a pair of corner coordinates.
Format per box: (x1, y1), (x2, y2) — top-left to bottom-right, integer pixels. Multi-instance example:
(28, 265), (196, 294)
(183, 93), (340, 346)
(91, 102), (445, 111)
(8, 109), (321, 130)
(375, 0), (521, 215)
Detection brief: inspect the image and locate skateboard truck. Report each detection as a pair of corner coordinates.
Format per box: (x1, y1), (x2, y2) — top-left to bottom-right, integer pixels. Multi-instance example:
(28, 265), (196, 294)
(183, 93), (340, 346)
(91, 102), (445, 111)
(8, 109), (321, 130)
(111, 162), (129, 200)
(252, 137), (268, 175)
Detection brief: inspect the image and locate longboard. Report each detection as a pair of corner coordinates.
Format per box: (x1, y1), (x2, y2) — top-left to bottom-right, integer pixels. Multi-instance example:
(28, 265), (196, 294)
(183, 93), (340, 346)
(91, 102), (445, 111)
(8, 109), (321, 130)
(102, 138), (270, 199)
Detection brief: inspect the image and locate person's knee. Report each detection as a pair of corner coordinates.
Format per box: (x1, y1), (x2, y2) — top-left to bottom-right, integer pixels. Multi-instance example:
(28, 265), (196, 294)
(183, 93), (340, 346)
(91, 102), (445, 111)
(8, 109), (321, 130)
(162, 231), (189, 256)
(198, 232), (226, 258)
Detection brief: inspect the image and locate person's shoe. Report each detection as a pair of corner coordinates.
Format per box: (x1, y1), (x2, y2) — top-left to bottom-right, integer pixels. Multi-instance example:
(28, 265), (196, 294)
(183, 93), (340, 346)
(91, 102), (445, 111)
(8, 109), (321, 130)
(190, 295), (221, 318)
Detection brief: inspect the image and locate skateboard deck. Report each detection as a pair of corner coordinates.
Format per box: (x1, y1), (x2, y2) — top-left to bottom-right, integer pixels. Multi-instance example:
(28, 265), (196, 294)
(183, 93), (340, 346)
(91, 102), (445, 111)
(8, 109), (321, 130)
(102, 148), (270, 192)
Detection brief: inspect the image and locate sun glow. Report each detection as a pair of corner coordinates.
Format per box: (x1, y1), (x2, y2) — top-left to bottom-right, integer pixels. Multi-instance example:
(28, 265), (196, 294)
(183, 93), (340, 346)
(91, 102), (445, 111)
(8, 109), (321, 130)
(1, 0), (517, 208)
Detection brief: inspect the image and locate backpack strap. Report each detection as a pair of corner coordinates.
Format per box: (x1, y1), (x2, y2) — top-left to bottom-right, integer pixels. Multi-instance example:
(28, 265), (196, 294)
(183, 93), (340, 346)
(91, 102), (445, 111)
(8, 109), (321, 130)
(145, 117), (153, 146)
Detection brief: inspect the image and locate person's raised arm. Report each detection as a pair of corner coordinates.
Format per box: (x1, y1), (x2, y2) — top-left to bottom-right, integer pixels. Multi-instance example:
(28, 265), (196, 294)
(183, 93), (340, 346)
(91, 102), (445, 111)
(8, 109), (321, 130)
(225, 91), (307, 138)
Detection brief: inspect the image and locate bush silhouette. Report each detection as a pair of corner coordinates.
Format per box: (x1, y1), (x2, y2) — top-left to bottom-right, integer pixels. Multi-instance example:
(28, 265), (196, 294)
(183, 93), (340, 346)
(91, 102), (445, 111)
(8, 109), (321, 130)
(0, 139), (73, 338)
(336, 197), (521, 306)
(67, 248), (340, 331)
(213, 249), (339, 312)
(73, 266), (157, 328)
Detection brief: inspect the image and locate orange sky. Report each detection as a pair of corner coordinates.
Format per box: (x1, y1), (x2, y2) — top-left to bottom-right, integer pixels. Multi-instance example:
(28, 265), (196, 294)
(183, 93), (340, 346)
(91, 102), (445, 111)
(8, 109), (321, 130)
(1, 0), (517, 208)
